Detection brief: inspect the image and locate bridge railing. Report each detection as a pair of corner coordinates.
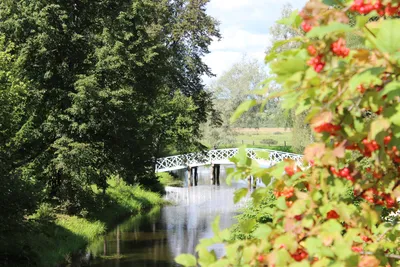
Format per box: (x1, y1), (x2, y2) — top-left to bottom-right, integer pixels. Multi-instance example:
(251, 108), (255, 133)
(155, 148), (303, 173)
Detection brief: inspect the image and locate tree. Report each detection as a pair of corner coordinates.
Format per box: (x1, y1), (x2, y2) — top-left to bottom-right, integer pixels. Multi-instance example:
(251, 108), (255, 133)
(203, 57), (279, 147)
(0, 0), (219, 212)
(177, 0), (400, 266)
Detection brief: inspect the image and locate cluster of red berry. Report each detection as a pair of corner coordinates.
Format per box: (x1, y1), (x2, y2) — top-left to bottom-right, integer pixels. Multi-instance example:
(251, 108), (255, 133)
(274, 186), (295, 207)
(326, 210), (340, 219)
(355, 188), (397, 209)
(351, 0), (400, 16)
(299, 10), (314, 32)
(307, 54), (325, 73)
(361, 138), (380, 157)
(284, 165), (300, 176)
(291, 248), (309, 262)
(274, 186), (294, 199)
(352, 246), (363, 253)
(314, 122), (341, 134)
(330, 167), (355, 182)
(331, 38), (349, 57)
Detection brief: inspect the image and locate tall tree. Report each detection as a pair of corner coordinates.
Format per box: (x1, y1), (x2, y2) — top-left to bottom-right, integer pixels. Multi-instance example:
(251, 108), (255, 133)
(0, 0), (219, 213)
(203, 57), (276, 147)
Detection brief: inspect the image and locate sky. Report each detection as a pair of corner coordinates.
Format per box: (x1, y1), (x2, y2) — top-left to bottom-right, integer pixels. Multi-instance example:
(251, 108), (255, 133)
(203, 0), (306, 84)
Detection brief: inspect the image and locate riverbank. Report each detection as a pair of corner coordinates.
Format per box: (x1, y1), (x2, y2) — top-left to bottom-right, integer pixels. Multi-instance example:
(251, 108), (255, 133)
(4, 178), (165, 267)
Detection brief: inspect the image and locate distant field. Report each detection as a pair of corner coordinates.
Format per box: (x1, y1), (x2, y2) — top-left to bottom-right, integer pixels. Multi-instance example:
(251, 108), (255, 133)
(233, 128), (293, 147)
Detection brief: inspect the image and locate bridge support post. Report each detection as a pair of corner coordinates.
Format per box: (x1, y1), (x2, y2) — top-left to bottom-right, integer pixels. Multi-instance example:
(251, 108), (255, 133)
(187, 166), (192, 187)
(212, 164), (220, 186)
(193, 167), (198, 186)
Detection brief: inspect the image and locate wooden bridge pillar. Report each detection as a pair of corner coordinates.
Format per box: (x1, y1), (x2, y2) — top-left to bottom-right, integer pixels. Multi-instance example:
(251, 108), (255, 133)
(212, 164), (220, 186)
(187, 166), (198, 187)
(193, 167), (198, 186)
(187, 166), (192, 187)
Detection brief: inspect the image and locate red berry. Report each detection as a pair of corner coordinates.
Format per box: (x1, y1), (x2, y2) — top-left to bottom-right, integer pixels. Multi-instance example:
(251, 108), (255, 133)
(384, 135), (391, 145)
(291, 248), (308, 262)
(327, 210), (340, 219)
(285, 166), (295, 176)
(307, 45), (317, 56)
(352, 246), (363, 253)
(258, 254), (265, 263)
(302, 21), (312, 32)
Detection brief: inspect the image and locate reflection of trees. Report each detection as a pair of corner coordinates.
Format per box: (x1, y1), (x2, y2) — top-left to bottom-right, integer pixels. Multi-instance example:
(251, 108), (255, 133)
(83, 172), (240, 266)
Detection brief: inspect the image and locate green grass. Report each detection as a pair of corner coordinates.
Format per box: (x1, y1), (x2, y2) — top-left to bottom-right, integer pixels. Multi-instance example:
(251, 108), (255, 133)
(20, 177), (165, 267)
(157, 172), (184, 187)
(234, 131), (292, 147)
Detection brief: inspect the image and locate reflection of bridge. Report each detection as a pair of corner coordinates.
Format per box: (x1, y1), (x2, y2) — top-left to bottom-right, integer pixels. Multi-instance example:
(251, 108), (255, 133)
(155, 148), (303, 173)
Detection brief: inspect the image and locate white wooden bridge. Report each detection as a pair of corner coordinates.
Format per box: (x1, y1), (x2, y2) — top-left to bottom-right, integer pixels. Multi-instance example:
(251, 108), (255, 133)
(155, 148), (303, 173)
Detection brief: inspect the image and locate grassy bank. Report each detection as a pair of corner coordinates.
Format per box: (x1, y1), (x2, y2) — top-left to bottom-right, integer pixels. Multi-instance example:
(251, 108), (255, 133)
(157, 172), (184, 187)
(8, 178), (165, 267)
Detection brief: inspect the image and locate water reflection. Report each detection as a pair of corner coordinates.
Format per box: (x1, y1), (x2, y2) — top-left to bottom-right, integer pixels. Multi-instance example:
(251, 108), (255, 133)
(79, 166), (245, 267)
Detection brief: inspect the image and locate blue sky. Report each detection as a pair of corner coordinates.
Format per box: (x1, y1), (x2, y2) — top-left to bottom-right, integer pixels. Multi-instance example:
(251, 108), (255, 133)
(203, 0), (306, 84)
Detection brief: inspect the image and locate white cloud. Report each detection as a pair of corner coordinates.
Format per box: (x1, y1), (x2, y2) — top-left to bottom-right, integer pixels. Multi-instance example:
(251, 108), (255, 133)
(210, 29), (271, 52)
(202, 0), (307, 84)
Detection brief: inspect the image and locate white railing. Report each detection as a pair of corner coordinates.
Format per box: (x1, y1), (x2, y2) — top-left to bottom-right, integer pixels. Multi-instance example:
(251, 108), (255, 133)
(156, 148), (303, 172)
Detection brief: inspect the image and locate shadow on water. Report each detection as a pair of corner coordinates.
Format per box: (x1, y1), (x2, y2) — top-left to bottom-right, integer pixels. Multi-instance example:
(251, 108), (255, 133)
(73, 166), (247, 267)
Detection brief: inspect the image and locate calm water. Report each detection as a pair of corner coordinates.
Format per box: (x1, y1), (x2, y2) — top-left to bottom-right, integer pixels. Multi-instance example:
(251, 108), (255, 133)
(75, 166), (247, 267)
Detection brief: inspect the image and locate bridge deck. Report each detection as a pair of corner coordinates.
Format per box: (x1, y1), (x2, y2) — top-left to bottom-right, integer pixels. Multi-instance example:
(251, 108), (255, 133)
(156, 148), (303, 173)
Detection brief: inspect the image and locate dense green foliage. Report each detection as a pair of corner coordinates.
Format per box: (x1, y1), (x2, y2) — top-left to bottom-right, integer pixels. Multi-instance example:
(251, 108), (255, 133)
(176, 0), (400, 266)
(0, 0), (218, 265)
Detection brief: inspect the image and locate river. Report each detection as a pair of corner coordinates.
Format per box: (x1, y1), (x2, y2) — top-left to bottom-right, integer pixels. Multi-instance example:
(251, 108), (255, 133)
(73, 166), (248, 267)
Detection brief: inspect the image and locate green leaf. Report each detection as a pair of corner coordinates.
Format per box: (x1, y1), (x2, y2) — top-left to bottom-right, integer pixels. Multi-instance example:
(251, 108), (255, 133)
(209, 259), (230, 267)
(375, 20), (400, 53)
(390, 105), (400, 126)
(322, 219), (343, 233)
(251, 188), (269, 206)
(370, 117), (390, 139)
(307, 22), (353, 39)
(278, 11), (302, 28)
(233, 188), (248, 204)
(333, 240), (352, 260)
(304, 237), (323, 256)
(290, 261), (311, 267)
(239, 219), (257, 233)
(356, 11), (378, 28)
(252, 224), (272, 239)
(269, 162), (285, 178)
(270, 56), (307, 78)
(348, 67), (384, 91)
(230, 100), (257, 123)
(322, 0), (337, 6)
(175, 254), (197, 267)
(212, 216), (220, 236)
(380, 81), (400, 101)
(276, 196), (288, 210)
(198, 247), (217, 266)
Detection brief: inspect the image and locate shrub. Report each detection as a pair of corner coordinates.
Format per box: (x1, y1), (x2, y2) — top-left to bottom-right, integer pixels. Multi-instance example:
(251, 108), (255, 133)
(176, 1), (400, 266)
(260, 139), (278, 145)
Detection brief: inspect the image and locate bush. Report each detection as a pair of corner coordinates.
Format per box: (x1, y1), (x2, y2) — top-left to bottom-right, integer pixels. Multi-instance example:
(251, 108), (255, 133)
(260, 138), (278, 145)
(177, 2), (400, 266)
(29, 203), (56, 223)
(157, 172), (184, 187)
